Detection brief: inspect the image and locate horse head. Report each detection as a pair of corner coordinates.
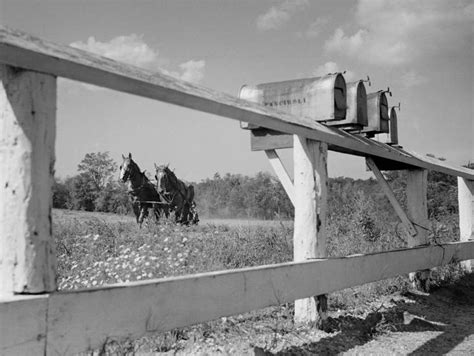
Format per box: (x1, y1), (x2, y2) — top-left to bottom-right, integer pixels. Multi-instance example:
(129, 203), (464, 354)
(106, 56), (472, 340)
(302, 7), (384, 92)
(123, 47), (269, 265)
(119, 152), (139, 183)
(154, 163), (173, 194)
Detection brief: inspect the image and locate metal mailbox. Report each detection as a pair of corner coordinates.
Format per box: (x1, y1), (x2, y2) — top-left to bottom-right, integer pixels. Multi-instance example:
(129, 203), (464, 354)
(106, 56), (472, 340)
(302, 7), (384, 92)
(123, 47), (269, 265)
(240, 73), (347, 129)
(331, 79), (368, 130)
(387, 106), (399, 145)
(362, 90), (390, 137)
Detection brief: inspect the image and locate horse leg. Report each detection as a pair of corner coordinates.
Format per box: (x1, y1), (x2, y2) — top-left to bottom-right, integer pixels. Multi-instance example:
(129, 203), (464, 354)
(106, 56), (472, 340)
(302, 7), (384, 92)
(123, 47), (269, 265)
(153, 204), (161, 221)
(133, 202), (140, 224)
(138, 206), (149, 228)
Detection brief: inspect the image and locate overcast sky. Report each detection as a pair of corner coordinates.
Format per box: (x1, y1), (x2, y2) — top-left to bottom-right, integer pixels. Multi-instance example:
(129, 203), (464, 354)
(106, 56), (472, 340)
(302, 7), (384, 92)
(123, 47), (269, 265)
(2, 0), (473, 182)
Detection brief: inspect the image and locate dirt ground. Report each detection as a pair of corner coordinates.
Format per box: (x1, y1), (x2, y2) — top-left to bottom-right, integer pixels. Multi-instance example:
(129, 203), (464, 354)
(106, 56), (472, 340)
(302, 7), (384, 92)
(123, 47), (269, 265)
(154, 273), (474, 355)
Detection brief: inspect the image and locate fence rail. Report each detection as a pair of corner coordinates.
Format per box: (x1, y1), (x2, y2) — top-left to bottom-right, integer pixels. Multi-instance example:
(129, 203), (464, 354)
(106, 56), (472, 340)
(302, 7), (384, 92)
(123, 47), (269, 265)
(2, 241), (473, 355)
(0, 27), (472, 179)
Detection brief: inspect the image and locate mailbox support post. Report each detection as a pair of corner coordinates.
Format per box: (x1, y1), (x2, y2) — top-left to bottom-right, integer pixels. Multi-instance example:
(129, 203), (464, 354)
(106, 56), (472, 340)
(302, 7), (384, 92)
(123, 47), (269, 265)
(293, 135), (328, 326)
(0, 65), (57, 295)
(458, 177), (474, 272)
(406, 169), (431, 292)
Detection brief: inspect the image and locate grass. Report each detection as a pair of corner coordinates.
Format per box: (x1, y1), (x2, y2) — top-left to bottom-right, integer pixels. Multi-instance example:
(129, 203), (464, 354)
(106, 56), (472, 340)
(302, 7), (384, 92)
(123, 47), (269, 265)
(52, 208), (466, 354)
(53, 209), (293, 290)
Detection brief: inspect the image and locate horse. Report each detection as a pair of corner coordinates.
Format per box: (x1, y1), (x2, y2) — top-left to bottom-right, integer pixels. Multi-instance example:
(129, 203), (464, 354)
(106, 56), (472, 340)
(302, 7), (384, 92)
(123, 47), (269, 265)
(119, 153), (168, 227)
(154, 164), (198, 225)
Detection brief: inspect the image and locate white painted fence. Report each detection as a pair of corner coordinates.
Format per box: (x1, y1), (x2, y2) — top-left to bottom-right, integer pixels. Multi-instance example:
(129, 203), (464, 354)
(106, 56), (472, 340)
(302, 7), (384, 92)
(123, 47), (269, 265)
(1, 27), (473, 355)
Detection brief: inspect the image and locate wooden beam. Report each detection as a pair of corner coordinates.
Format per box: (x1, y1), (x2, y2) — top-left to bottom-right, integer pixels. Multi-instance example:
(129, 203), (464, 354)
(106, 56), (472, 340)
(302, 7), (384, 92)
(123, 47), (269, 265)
(0, 241), (471, 354)
(265, 150), (295, 205)
(0, 27), (472, 180)
(406, 169), (431, 291)
(458, 177), (474, 272)
(293, 137), (328, 325)
(0, 294), (48, 355)
(366, 158), (417, 239)
(0, 65), (57, 294)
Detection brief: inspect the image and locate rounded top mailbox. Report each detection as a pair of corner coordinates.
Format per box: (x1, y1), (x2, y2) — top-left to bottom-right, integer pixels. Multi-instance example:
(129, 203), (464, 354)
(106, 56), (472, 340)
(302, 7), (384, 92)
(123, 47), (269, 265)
(336, 80), (368, 129)
(239, 73), (347, 124)
(364, 90), (390, 135)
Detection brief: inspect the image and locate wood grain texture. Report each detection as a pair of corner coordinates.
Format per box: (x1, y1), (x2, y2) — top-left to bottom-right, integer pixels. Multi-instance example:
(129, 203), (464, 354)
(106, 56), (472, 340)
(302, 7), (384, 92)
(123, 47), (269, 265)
(293, 137), (328, 323)
(0, 65), (56, 294)
(0, 294), (48, 355)
(406, 169), (431, 290)
(0, 27), (472, 179)
(265, 150), (295, 205)
(366, 158), (417, 238)
(458, 177), (474, 272)
(0, 241), (465, 355)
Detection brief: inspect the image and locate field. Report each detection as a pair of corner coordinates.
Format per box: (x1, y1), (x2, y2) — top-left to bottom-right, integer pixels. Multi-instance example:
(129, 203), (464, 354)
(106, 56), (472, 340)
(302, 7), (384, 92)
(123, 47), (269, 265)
(53, 209), (473, 355)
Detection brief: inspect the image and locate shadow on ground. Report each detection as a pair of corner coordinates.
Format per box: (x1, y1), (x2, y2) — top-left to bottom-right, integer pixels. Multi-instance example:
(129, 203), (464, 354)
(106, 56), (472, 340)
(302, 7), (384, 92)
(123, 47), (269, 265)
(255, 273), (474, 355)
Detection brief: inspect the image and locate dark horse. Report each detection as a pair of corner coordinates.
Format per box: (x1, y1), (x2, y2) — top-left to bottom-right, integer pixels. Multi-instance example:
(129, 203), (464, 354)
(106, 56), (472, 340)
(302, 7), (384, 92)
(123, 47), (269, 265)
(120, 153), (168, 227)
(154, 164), (198, 225)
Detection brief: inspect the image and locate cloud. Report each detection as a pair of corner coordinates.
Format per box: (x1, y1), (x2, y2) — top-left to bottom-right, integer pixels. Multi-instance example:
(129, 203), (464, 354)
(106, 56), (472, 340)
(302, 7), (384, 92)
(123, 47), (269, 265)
(312, 61), (356, 81)
(69, 34), (206, 86)
(399, 70), (428, 88)
(324, 0), (473, 66)
(178, 60), (206, 83)
(70, 34), (164, 70)
(304, 17), (329, 38)
(257, 0), (309, 31)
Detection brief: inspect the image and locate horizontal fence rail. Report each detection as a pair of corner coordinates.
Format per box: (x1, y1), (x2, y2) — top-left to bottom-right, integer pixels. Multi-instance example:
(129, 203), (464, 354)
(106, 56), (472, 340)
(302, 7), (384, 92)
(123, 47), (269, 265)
(0, 26), (472, 179)
(1, 241), (474, 355)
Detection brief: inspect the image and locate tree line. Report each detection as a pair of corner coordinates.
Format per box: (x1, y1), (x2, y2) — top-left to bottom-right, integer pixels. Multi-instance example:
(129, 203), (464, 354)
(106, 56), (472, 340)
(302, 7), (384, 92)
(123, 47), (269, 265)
(53, 151), (471, 221)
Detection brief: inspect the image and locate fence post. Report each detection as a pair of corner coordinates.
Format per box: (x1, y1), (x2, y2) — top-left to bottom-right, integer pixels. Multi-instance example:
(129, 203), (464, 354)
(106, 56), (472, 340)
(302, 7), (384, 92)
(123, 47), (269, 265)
(293, 135), (328, 326)
(458, 177), (474, 272)
(0, 65), (57, 295)
(406, 169), (431, 291)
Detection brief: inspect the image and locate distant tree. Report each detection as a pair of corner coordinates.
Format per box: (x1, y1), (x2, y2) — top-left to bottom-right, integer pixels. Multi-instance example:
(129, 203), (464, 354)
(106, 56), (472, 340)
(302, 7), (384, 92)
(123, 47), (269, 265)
(68, 152), (119, 211)
(52, 177), (70, 209)
(77, 152), (117, 192)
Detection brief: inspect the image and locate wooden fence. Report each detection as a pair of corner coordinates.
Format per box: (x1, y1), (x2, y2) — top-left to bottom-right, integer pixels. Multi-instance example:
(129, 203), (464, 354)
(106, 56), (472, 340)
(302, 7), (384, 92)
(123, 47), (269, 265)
(1, 27), (473, 355)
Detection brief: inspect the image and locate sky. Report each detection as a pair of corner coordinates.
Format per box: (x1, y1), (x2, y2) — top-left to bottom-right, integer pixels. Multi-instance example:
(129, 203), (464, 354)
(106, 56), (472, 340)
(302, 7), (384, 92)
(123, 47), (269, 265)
(1, 0), (473, 183)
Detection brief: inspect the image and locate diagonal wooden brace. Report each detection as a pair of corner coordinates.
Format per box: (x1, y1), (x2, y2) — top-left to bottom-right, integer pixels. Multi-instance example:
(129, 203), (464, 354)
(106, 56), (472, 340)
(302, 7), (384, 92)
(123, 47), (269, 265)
(265, 149), (295, 206)
(366, 157), (418, 239)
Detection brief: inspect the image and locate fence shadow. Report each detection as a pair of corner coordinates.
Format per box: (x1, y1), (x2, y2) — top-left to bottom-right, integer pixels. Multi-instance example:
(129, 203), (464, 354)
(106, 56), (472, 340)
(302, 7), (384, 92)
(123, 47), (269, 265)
(258, 273), (474, 355)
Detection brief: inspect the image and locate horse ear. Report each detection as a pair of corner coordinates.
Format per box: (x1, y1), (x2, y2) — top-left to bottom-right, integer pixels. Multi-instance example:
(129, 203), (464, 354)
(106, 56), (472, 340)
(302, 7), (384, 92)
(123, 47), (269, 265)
(122, 154), (126, 160)
(128, 152), (132, 159)
(154, 163), (158, 170)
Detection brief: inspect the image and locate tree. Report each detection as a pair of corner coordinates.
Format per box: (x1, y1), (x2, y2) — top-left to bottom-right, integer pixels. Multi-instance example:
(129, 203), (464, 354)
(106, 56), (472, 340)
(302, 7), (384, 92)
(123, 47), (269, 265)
(72, 152), (118, 211)
(77, 152), (117, 192)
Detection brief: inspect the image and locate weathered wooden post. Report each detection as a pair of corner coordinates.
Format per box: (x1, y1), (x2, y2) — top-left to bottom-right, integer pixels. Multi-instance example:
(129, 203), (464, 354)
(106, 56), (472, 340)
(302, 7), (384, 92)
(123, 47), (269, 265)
(406, 169), (431, 291)
(0, 65), (57, 295)
(293, 136), (328, 326)
(458, 177), (474, 272)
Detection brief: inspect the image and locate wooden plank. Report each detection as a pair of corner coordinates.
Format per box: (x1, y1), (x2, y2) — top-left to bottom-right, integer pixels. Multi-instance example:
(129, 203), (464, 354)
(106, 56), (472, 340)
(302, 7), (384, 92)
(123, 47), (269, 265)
(458, 177), (474, 272)
(0, 65), (57, 294)
(293, 137), (328, 324)
(265, 150), (295, 205)
(0, 294), (48, 355)
(406, 169), (431, 291)
(251, 129), (293, 151)
(366, 158), (417, 239)
(39, 241), (474, 354)
(0, 27), (472, 179)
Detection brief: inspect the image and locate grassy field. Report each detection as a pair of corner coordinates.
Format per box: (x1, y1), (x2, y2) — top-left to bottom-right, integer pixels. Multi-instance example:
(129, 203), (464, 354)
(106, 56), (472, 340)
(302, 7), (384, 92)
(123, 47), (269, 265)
(52, 209), (466, 354)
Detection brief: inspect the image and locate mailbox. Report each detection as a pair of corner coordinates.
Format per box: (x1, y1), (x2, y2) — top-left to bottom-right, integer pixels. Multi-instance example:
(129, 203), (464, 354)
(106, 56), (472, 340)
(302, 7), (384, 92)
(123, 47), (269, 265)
(240, 73), (347, 129)
(331, 79), (368, 130)
(362, 90), (390, 137)
(387, 106), (399, 145)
